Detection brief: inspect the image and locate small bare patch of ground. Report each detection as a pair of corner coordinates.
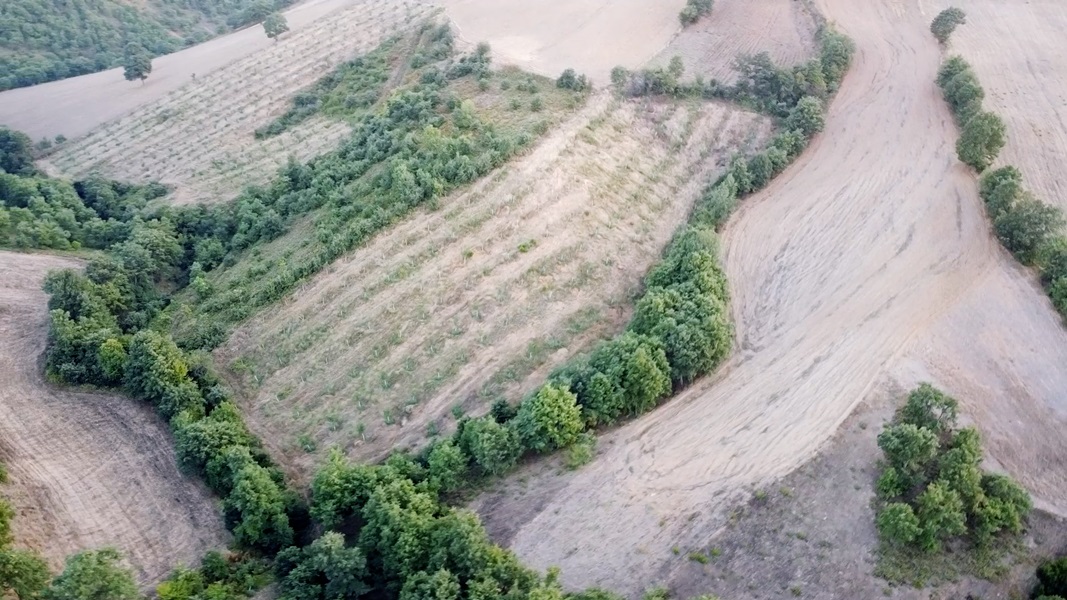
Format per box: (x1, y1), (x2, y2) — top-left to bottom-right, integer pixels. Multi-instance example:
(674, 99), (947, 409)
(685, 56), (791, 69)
(0, 251), (228, 585)
(935, 0), (1067, 212)
(648, 0), (819, 83)
(440, 0), (687, 84)
(42, 0), (433, 205)
(216, 91), (772, 483)
(663, 385), (1067, 600)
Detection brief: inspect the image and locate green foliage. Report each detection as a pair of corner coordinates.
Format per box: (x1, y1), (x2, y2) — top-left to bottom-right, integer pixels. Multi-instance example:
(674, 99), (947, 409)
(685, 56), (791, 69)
(458, 417), (521, 477)
(426, 440), (469, 494)
(941, 69), (984, 124)
(0, 498), (11, 548)
(915, 481), (967, 552)
(678, 0), (712, 25)
(513, 383), (584, 453)
(784, 96), (825, 137)
(275, 532), (369, 600)
(930, 7), (967, 44)
(310, 449), (388, 529)
(225, 462), (295, 552)
(956, 111), (1006, 172)
(122, 42), (152, 82)
(877, 503), (921, 545)
(44, 548), (139, 600)
(1035, 556), (1067, 599)
(263, 12), (289, 40)
(877, 423), (939, 489)
(898, 383), (958, 436)
(0, 548), (51, 600)
(979, 165), (1023, 217)
(556, 69), (590, 92)
(0, 0), (296, 90)
(0, 128), (35, 175)
(993, 195), (1065, 265)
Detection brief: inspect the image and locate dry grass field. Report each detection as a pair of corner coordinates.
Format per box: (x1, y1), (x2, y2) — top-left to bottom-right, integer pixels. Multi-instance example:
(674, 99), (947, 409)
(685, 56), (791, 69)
(0, 252), (227, 585)
(217, 92), (772, 480)
(648, 0), (819, 83)
(42, 0), (433, 205)
(469, 0), (1067, 594)
(940, 0), (1067, 211)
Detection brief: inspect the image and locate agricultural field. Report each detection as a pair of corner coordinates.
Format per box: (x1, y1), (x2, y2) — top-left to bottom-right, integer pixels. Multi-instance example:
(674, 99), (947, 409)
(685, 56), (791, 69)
(0, 251), (227, 583)
(217, 91), (772, 479)
(43, 0), (433, 205)
(472, 0), (1067, 594)
(942, 0), (1067, 211)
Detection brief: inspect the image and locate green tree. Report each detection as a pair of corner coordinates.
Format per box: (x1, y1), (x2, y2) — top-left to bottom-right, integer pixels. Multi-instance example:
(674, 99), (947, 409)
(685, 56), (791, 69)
(225, 462), (294, 552)
(358, 478), (436, 582)
(877, 502), (921, 545)
(1035, 556), (1067, 599)
(942, 69), (984, 123)
(1, 548), (51, 600)
(930, 7), (967, 44)
(399, 569), (461, 600)
(877, 423), (939, 488)
(275, 532), (369, 600)
(0, 127), (36, 175)
(263, 13), (289, 41)
(458, 417), (522, 477)
(915, 481), (967, 552)
(956, 110), (1005, 172)
(972, 473), (1031, 541)
(514, 383), (584, 453)
(1038, 236), (1067, 286)
(994, 196), (1066, 265)
(978, 165), (1023, 217)
(784, 96), (825, 137)
(427, 440), (469, 493)
(310, 451), (385, 529)
(898, 383), (958, 436)
(629, 282), (731, 383)
(122, 42), (152, 83)
(44, 548), (139, 600)
(936, 56), (970, 89)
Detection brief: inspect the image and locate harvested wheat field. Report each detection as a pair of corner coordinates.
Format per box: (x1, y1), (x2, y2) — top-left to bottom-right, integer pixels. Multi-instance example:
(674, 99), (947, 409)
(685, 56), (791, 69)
(939, 0), (1067, 211)
(0, 0), (399, 142)
(648, 0), (819, 83)
(0, 252), (227, 584)
(217, 92), (772, 480)
(473, 0), (1067, 594)
(441, 0), (685, 85)
(42, 0), (433, 206)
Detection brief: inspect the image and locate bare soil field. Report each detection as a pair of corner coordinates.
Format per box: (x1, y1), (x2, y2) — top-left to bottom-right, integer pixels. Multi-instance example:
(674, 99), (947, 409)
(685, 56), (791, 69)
(41, 0), (432, 205)
(217, 92), (772, 481)
(648, 0), (819, 83)
(440, 0), (686, 85)
(0, 0), (398, 142)
(939, 0), (1067, 211)
(0, 251), (228, 584)
(473, 0), (1067, 594)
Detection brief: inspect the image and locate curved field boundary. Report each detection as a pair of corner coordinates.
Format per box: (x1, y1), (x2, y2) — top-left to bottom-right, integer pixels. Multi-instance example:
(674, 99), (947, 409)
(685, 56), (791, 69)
(0, 251), (228, 584)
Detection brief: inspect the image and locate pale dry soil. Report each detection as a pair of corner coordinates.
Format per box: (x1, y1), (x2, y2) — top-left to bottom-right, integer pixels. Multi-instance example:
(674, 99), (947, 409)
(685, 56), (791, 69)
(477, 0), (1067, 595)
(938, 0), (1067, 211)
(648, 0), (819, 83)
(0, 0), (403, 142)
(440, 0), (687, 85)
(41, 0), (432, 206)
(217, 92), (772, 482)
(0, 251), (227, 585)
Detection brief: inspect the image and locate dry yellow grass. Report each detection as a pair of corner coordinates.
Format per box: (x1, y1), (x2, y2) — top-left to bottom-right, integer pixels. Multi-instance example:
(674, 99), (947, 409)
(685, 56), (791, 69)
(217, 92), (772, 481)
(42, 0), (434, 205)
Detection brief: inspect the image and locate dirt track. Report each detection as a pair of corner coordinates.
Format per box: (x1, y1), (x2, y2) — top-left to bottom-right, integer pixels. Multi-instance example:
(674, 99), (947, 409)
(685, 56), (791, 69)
(0, 0), (376, 141)
(0, 252), (227, 584)
(484, 0), (1067, 594)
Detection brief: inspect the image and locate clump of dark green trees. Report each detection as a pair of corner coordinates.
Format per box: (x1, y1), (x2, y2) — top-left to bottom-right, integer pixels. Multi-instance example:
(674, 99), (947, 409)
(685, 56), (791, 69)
(679, 0), (713, 26)
(875, 384), (1031, 553)
(930, 7), (967, 44)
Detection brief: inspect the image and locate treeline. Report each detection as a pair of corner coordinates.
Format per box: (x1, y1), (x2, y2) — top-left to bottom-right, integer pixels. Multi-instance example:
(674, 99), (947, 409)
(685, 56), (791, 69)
(935, 57), (1067, 318)
(0, 0), (294, 90)
(874, 385), (1031, 553)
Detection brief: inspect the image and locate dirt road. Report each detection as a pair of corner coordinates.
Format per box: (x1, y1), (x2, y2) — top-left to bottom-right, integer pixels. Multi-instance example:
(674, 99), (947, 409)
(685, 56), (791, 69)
(484, 0), (1067, 594)
(0, 0), (376, 141)
(0, 251), (227, 584)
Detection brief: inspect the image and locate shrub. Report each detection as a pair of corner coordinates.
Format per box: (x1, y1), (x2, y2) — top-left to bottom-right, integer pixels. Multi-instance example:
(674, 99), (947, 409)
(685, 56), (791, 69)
(784, 96), (825, 137)
(1035, 556), (1067, 599)
(458, 417), (522, 476)
(898, 383), (958, 436)
(556, 68), (589, 92)
(45, 548), (140, 600)
(942, 69), (984, 123)
(1037, 236), (1067, 285)
(978, 165), (1023, 217)
(956, 111), (1005, 172)
(513, 383), (585, 453)
(877, 502), (921, 545)
(427, 439), (469, 493)
(930, 7), (967, 44)
(678, 0), (713, 25)
(994, 196), (1065, 265)
(275, 532), (369, 600)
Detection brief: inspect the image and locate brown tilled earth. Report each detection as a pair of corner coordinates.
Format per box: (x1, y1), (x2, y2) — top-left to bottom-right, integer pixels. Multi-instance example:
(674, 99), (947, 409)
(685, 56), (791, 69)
(0, 251), (228, 585)
(940, 0), (1067, 212)
(475, 0), (1067, 595)
(218, 92), (773, 482)
(41, 0), (432, 205)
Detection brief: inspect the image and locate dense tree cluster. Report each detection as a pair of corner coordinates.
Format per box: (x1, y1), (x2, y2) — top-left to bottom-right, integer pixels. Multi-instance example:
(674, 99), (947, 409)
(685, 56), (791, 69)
(0, 0), (295, 90)
(678, 0), (713, 26)
(930, 7), (967, 44)
(874, 385), (1031, 552)
(935, 58), (1067, 319)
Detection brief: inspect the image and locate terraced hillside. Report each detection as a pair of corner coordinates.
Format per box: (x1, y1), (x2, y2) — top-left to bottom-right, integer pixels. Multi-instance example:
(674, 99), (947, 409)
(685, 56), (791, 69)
(218, 92), (772, 479)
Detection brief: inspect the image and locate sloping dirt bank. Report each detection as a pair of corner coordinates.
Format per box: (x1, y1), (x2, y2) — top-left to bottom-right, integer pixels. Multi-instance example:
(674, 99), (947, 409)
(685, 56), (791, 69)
(474, 0), (1067, 594)
(0, 251), (228, 584)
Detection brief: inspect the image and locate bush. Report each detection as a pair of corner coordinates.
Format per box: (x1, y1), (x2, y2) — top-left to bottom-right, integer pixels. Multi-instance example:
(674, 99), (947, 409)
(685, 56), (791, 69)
(45, 548), (140, 600)
(930, 7), (967, 44)
(275, 532), (369, 600)
(1035, 557), (1067, 599)
(956, 111), (1005, 172)
(513, 383), (585, 453)
(993, 196), (1065, 265)
(678, 0), (713, 25)
(556, 68), (590, 92)
(785, 96), (825, 137)
(978, 165), (1023, 217)
(877, 503), (921, 545)
(458, 417), (522, 476)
